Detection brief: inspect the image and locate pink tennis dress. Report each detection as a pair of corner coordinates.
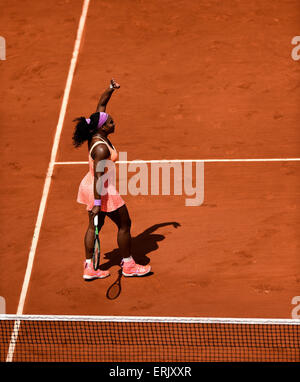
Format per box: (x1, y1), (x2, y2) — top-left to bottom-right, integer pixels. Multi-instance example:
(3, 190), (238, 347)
(77, 138), (125, 212)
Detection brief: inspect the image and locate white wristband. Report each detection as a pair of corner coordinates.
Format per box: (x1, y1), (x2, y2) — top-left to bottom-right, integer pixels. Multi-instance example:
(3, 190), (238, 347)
(110, 84), (113, 89)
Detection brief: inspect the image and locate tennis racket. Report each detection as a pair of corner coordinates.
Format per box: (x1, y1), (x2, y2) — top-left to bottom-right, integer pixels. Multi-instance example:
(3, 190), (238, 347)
(93, 215), (101, 271)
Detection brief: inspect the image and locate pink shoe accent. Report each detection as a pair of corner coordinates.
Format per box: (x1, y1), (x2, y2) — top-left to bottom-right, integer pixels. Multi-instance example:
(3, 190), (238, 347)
(83, 262), (110, 280)
(122, 259), (151, 277)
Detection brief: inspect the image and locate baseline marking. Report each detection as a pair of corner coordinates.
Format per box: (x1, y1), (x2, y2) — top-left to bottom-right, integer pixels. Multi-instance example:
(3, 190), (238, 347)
(6, 0), (90, 363)
(54, 158), (300, 165)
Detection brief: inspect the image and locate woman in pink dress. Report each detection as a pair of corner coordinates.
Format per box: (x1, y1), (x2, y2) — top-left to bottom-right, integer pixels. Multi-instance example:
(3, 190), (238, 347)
(73, 79), (151, 280)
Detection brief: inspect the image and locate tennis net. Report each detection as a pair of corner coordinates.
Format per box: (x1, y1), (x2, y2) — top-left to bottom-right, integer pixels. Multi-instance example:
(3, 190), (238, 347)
(0, 315), (299, 362)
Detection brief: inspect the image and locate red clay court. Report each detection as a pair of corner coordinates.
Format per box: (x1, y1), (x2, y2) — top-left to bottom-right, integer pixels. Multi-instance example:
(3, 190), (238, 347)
(0, 0), (299, 362)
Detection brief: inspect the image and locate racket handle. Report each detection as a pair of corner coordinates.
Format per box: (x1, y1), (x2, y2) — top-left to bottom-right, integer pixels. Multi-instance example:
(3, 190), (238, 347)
(94, 215), (98, 226)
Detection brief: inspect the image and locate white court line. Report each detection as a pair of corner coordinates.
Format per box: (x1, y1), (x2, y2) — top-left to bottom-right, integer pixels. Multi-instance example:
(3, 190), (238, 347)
(6, 0), (90, 363)
(54, 158), (300, 165)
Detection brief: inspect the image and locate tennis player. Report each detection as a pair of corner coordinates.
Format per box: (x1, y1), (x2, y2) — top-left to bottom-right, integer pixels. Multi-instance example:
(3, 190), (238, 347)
(73, 79), (151, 280)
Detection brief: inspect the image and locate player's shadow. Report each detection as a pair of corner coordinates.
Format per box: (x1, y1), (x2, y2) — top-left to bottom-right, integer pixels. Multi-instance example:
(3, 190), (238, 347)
(100, 221), (181, 271)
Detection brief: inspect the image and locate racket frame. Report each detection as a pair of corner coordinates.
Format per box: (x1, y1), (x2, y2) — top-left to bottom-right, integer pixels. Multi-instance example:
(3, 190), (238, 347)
(92, 215), (101, 271)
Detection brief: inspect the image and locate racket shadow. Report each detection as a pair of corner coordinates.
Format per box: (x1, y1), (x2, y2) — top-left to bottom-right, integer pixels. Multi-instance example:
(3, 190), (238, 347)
(106, 268), (123, 300)
(106, 268), (155, 300)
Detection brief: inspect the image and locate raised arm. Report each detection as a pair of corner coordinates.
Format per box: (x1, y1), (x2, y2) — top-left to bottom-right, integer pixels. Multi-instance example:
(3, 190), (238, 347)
(96, 78), (120, 113)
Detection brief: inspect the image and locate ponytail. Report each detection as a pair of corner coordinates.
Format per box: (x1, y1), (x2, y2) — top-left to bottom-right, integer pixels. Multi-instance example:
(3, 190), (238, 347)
(72, 112), (100, 148)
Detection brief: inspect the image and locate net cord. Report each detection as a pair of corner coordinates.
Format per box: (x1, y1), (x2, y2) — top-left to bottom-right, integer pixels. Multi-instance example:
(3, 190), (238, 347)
(1, 314), (299, 325)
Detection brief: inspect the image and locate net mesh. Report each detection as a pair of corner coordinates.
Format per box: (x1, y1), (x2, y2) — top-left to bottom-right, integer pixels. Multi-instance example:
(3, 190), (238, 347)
(0, 315), (299, 362)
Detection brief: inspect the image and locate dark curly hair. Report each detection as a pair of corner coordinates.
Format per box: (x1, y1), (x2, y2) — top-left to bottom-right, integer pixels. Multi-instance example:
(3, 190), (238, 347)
(72, 112), (101, 148)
